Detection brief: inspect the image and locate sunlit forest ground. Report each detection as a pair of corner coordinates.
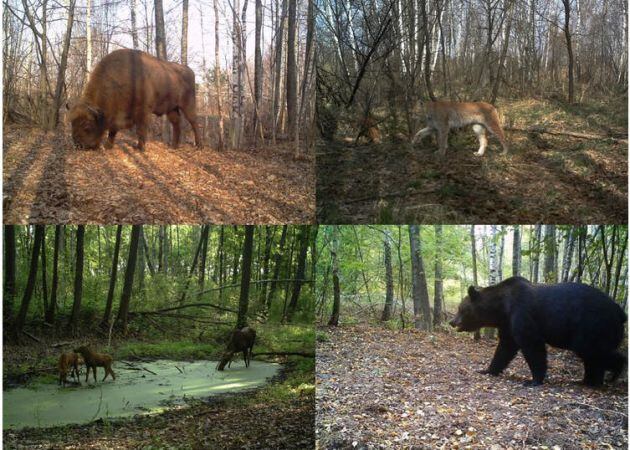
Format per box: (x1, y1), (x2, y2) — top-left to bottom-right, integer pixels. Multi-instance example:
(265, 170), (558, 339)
(317, 326), (628, 449)
(3, 126), (315, 224)
(317, 97), (627, 223)
(4, 322), (315, 448)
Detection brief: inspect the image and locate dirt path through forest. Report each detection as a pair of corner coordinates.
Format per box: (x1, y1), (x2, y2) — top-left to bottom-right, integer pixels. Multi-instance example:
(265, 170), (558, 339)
(317, 326), (628, 449)
(316, 135), (627, 223)
(3, 126), (314, 224)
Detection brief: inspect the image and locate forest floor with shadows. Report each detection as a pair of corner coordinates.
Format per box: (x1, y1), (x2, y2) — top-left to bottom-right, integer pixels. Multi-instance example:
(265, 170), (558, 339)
(3, 125), (314, 224)
(317, 326), (628, 449)
(317, 98), (627, 223)
(3, 324), (315, 449)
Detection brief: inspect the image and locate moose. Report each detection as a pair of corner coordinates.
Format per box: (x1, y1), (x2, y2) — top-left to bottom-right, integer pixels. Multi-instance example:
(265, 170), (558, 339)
(74, 346), (116, 383)
(58, 352), (83, 386)
(216, 327), (256, 371)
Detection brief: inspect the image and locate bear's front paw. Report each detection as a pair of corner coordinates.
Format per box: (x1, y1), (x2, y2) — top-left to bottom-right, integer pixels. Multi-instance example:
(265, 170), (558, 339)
(523, 379), (543, 387)
(478, 369), (500, 376)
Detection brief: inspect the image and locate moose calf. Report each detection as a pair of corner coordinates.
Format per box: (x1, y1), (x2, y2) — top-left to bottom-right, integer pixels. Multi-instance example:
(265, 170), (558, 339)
(58, 352), (83, 386)
(217, 327), (256, 371)
(74, 346), (116, 383)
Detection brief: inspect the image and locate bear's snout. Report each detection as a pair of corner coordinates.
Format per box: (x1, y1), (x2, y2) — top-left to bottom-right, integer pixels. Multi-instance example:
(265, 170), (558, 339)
(448, 318), (457, 328)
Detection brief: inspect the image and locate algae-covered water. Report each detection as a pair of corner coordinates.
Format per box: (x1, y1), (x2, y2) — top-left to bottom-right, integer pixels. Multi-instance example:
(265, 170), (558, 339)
(3, 359), (280, 429)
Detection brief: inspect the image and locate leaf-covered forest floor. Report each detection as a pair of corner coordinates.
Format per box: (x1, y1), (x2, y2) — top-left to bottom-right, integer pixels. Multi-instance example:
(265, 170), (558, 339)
(317, 326), (628, 449)
(3, 125), (315, 224)
(3, 324), (315, 449)
(316, 98), (627, 223)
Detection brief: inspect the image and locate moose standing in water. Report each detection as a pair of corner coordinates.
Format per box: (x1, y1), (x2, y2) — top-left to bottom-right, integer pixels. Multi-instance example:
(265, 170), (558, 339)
(217, 327), (256, 371)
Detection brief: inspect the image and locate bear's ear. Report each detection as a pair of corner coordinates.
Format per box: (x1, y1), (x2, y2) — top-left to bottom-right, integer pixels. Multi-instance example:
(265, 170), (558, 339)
(468, 286), (480, 302)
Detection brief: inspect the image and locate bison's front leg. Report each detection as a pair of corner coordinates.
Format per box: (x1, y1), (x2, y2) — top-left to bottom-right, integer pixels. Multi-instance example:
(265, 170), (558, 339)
(136, 116), (149, 150)
(105, 130), (117, 149)
(167, 110), (181, 148)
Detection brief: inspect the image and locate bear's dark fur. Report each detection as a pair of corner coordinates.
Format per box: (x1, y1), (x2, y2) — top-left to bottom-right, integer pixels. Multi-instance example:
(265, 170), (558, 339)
(449, 276), (626, 387)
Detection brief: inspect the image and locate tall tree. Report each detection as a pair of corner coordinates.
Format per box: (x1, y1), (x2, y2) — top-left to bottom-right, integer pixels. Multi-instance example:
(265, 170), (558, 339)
(213, 0), (225, 151)
(561, 0), (575, 102)
(154, 0), (167, 59)
(286, 0), (298, 145)
(51, 0), (76, 128)
(512, 225), (521, 277)
(236, 226), (255, 329)
(286, 226), (310, 321)
(433, 225), (444, 326)
(409, 225), (431, 331)
(381, 229), (394, 322)
(253, 0), (263, 144)
(67, 225), (85, 335)
(4, 225), (17, 324)
(101, 225), (122, 329)
(543, 225), (557, 283)
(267, 225), (288, 309)
(181, 0), (189, 65)
(470, 225), (480, 340)
(116, 225), (141, 334)
(328, 226), (341, 326)
(13, 226), (44, 338)
(45, 225), (62, 324)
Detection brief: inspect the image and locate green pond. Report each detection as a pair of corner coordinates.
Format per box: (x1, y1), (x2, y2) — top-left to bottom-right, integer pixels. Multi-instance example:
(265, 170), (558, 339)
(3, 359), (280, 429)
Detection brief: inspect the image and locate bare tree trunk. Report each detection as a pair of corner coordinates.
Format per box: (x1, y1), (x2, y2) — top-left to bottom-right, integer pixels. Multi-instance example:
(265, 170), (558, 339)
(512, 225), (521, 277)
(116, 225), (141, 334)
(409, 225), (432, 331)
(433, 225), (444, 326)
(154, 0), (167, 59)
(470, 225), (480, 340)
(286, 0), (298, 152)
(181, 0), (189, 65)
(253, 0), (263, 146)
(272, 0), (287, 144)
(231, 0), (244, 149)
(67, 225), (85, 336)
(213, 0), (225, 150)
(100, 225), (122, 329)
(236, 226), (255, 329)
(13, 226), (44, 339)
(543, 225), (557, 283)
(131, 0), (139, 49)
(328, 226), (341, 326)
(286, 226), (310, 321)
(86, 0), (91, 74)
(561, 0), (575, 103)
(381, 230), (394, 322)
(4, 225), (17, 325)
(52, 0), (76, 128)
(46, 225), (61, 324)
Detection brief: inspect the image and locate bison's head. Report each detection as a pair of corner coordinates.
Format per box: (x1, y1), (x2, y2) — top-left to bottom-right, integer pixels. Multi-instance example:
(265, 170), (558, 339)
(67, 102), (106, 149)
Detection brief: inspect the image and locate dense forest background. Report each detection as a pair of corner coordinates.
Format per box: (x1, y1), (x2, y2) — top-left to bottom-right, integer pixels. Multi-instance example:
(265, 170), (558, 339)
(4, 225), (316, 342)
(316, 225), (628, 331)
(316, 0), (627, 136)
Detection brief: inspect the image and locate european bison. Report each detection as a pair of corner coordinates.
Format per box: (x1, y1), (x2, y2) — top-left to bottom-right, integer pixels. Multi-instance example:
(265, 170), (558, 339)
(217, 327), (257, 371)
(67, 48), (202, 150)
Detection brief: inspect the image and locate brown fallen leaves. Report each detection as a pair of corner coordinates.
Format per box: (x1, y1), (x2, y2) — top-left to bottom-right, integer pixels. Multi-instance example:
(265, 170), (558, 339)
(3, 125), (315, 224)
(317, 326), (628, 449)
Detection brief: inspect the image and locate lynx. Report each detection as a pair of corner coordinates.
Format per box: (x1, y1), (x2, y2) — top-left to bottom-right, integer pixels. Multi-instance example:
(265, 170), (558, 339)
(412, 101), (508, 156)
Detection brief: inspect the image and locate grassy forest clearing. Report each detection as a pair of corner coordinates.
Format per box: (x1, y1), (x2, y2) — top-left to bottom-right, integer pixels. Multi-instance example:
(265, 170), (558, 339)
(315, 225), (628, 448)
(3, 225), (316, 448)
(315, 0), (627, 223)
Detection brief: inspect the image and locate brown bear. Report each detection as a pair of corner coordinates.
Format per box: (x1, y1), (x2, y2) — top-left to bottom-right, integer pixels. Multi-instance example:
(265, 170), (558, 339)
(450, 276), (626, 387)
